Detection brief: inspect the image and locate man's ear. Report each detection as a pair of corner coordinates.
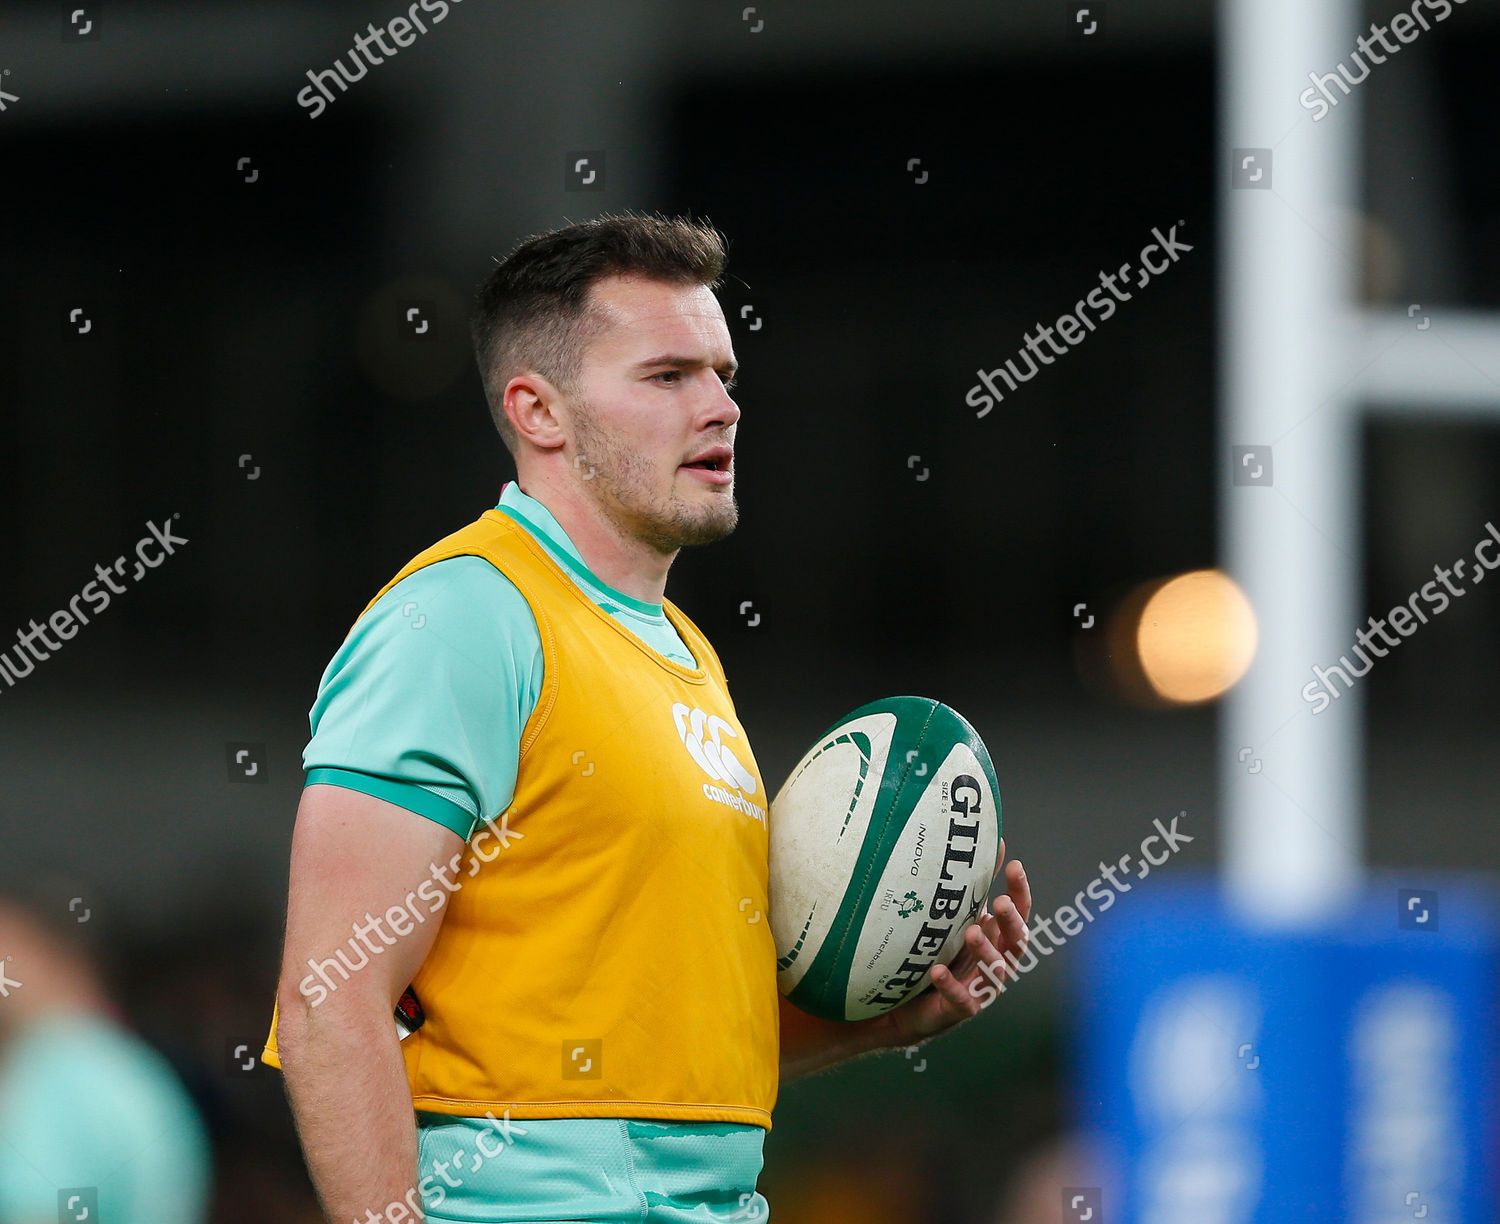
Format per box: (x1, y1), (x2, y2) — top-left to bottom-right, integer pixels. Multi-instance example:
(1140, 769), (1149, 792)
(503, 373), (568, 452)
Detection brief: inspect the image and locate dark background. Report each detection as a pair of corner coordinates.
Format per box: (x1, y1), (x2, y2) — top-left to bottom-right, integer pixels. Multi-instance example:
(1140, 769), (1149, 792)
(3, 2), (1499, 1220)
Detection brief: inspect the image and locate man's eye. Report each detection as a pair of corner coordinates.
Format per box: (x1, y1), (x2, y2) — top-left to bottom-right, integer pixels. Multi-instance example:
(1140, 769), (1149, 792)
(650, 370), (736, 391)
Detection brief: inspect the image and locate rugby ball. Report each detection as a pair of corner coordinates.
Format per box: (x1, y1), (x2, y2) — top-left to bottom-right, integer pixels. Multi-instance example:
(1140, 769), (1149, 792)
(769, 695), (1002, 1021)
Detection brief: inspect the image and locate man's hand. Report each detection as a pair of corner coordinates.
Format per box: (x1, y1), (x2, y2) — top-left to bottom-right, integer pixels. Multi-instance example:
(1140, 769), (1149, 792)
(881, 838), (1031, 1047)
(778, 840), (1031, 1081)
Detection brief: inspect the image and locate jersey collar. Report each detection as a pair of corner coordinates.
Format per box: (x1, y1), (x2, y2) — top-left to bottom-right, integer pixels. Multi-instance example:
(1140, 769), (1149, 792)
(495, 481), (666, 618)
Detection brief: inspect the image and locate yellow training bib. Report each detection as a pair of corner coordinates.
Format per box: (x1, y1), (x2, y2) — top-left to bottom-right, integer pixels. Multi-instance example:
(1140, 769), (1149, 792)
(262, 508), (780, 1128)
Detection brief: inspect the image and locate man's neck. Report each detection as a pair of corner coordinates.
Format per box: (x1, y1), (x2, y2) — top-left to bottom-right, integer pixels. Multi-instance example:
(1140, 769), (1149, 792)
(516, 475), (674, 606)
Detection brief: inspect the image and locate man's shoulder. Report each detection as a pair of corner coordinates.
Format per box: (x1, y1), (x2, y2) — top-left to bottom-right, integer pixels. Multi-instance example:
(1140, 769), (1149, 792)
(374, 509), (548, 602)
(309, 553), (545, 765)
(360, 552), (537, 637)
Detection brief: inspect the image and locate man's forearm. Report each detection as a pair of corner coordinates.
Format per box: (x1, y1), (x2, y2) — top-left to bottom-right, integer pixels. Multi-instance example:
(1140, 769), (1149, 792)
(778, 1001), (897, 1082)
(278, 995), (424, 1223)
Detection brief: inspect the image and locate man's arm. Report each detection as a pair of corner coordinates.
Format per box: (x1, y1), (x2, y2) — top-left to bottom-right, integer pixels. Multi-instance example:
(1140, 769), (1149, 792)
(778, 996), (891, 1080)
(778, 851), (1031, 1082)
(275, 782), (463, 1224)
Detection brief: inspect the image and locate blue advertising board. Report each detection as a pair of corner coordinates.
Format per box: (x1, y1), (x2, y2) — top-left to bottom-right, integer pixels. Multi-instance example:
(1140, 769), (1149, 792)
(1074, 873), (1499, 1222)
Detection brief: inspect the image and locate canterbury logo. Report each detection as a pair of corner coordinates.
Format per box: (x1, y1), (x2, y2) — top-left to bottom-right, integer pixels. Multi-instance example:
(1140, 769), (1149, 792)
(672, 702), (758, 794)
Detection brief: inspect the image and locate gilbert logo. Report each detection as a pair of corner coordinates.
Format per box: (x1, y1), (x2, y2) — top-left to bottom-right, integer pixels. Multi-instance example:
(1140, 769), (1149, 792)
(672, 702), (758, 795)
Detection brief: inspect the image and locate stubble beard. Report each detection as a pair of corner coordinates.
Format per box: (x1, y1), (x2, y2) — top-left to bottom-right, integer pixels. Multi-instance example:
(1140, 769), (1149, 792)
(571, 401), (738, 555)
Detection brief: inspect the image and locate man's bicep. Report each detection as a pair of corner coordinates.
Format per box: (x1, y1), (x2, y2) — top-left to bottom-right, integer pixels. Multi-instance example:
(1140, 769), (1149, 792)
(278, 782), (462, 1013)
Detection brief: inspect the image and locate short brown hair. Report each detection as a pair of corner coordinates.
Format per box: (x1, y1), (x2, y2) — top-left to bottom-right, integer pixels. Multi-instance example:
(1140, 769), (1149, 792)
(471, 212), (729, 455)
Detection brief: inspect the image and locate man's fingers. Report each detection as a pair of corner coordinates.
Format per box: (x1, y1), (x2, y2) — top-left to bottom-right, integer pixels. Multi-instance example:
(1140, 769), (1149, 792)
(945, 936), (976, 979)
(947, 901), (1021, 982)
(1005, 859), (1032, 924)
(980, 910), (1001, 947)
(962, 925), (1004, 981)
(929, 958), (981, 1016)
(992, 896), (1027, 954)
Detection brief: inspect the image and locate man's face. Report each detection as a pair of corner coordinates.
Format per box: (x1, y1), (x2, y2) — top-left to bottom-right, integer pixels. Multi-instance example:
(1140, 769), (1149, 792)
(564, 274), (741, 556)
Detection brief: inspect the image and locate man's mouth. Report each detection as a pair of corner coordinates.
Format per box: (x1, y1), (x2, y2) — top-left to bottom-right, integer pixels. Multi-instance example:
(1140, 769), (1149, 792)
(680, 449), (734, 484)
(680, 446), (734, 479)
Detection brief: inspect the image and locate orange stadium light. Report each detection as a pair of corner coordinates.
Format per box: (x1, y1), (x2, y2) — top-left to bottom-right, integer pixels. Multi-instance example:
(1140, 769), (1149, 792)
(1077, 569), (1258, 709)
(1134, 569), (1258, 705)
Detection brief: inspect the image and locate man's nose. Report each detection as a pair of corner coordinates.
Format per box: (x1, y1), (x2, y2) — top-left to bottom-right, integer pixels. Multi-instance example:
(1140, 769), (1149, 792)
(707, 380), (740, 426)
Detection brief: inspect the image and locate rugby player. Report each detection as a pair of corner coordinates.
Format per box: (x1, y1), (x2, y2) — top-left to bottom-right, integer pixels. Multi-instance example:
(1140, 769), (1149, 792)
(262, 213), (1032, 1222)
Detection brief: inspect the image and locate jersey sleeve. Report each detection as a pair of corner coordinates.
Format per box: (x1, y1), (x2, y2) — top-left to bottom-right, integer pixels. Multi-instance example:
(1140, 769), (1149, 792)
(301, 554), (544, 840)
